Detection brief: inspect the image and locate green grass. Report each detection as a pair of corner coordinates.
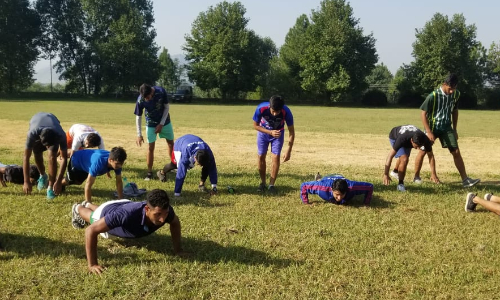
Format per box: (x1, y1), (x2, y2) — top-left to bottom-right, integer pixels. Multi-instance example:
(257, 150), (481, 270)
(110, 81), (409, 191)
(1, 99), (500, 299)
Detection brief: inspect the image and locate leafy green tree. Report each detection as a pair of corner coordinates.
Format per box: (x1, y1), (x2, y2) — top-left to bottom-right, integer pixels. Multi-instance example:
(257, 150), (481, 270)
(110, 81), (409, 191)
(158, 48), (182, 92)
(184, 1), (276, 99)
(412, 13), (486, 95)
(298, 0), (378, 102)
(0, 0), (41, 93)
(280, 14), (310, 89)
(36, 0), (158, 94)
(258, 56), (302, 99)
(486, 41), (500, 87)
(366, 63), (393, 85)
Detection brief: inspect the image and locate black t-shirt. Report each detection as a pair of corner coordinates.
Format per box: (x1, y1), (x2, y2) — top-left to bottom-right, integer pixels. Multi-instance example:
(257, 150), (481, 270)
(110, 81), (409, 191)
(389, 125), (432, 152)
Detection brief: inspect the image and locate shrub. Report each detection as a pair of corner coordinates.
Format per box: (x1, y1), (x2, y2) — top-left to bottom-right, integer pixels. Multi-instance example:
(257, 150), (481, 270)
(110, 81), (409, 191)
(361, 89), (387, 107)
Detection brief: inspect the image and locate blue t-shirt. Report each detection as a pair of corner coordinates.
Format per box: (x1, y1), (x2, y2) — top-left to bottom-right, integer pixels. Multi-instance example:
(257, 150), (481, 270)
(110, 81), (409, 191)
(103, 201), (175, 238)
(300, 175), (374, 205)
(173, 134), (217, 194)
(71, 149), (121, 177)
(26, 112), (67, 152)
(252, 102), (294, 131)
(134, 86), (170, 127)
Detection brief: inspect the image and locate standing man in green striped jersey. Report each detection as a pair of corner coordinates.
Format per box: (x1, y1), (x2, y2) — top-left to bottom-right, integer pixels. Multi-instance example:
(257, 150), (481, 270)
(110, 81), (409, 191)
(414, 73), (480, 187)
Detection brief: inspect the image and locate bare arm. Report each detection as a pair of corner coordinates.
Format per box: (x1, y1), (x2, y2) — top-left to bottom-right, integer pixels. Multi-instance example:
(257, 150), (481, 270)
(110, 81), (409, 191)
(169, 215), (183, 254)
(383, 149), (397, 185)
(282, 125), (295, 162)
(84, 175), (96, 202)
(85, 218), (110, 274)
(420, 110), (435, 142)
(253, 121), (281, 138)
(53, 149), (67, 194)
(23, 148), (33, 194)
(115, 174), (123, 199)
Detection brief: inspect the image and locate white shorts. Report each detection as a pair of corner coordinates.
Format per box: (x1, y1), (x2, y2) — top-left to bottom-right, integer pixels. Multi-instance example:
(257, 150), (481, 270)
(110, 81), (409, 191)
(92, 199), (131, 239)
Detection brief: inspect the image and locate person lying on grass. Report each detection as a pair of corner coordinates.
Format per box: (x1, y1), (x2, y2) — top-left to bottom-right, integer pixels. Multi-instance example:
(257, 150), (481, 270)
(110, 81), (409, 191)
(0, 162), (39, 187)
(70, 189), (185, 274)
(300, 174), (373, 206)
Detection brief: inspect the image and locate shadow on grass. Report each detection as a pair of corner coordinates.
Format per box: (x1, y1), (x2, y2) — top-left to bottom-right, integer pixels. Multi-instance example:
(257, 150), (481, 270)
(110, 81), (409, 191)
(116, 234), (295, 268)
(0, 232), (294, 268)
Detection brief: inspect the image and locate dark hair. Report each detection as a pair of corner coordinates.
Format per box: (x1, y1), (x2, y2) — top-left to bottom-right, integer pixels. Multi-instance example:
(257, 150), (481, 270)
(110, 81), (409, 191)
(139, 83), (154, 98)
(195, 149), (210, 167)
(85, 133), (101, 148)
(29, 165), (40, 181)
(332, 179), (348, 194)
(109, 146), (127, 163)
(411, 131), (428, 147)
(147, 189), (170, 209)
(269, 95), (285, 111)
(40, 128), (58, 147)
(444, 73), (458, 88)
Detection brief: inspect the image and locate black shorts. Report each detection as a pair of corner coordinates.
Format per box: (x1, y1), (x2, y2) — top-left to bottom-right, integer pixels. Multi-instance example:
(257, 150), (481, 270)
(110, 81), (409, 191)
(66, 159), (88, 185)
(32, 140), (59, 154)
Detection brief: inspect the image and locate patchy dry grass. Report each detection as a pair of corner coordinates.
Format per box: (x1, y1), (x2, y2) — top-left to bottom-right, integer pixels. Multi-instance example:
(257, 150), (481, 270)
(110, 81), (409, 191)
(1, 99), (500, 299)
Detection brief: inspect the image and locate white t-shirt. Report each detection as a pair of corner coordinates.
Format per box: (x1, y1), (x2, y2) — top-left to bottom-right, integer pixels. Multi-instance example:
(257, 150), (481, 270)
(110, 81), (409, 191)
(68, 124), (105, 151)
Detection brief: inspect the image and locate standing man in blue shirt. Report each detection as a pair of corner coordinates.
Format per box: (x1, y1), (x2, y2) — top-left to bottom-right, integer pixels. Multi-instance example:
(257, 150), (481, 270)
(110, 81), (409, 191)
(70, 189), (184, 275)
(157, 134), (217, 197)
(135, 83), (174, 180)
(62, 147), (127, 204)
(253, 95), (295, 193)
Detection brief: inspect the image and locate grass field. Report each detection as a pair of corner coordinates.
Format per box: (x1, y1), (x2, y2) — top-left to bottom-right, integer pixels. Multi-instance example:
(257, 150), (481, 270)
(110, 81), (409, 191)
(1, 99), (500, 299)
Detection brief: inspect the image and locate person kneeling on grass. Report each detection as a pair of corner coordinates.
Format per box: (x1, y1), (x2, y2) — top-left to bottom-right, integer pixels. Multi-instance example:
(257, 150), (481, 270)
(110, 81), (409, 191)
(300, 174), (373, 206)
(157, 134), (217, 197)
(62, 147), (127, 203)
(0, 162), (40, 187)
(71, 189), (184, 274)
(382, 125), (436, 192)
(465, 192), (500, 214)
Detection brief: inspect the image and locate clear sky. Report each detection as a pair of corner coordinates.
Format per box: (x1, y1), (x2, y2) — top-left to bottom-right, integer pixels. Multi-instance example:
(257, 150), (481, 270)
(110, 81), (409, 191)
(34, 0), (500, 83)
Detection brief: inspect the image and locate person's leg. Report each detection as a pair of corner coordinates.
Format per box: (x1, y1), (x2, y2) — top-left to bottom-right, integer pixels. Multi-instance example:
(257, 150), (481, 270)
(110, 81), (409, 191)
(269, 153), (280, 186)
(77, 205), (96, 223)
(393, 158), (400, 174)
(489, 194), (500, 203)
(450, 148), (467, 181)
(159, 122), (175, 160)
(258, 153), (267, 185)
(147, 142), (155, 174)
(33, 151), (46, 176)
(413, 149), (425, 179)
(473, 195), (500, 215)
(397, 154), (409, 183)
(162, 162), (177, 174)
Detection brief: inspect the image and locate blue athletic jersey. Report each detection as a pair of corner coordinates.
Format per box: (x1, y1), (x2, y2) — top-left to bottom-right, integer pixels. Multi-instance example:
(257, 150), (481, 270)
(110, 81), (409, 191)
(300, 175), (373, 205)
(252, 102), (294, 131)
(71, 149), (121, 177)
(103, 201), (175, 238)
(26, 112), (67, 151)
(173, 134), (217, 194)
(134, 86), (171, 127)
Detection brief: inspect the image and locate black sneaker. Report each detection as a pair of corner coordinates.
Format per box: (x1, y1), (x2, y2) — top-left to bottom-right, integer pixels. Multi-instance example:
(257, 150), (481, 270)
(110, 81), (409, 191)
(462, 177), (480, 187)
(268, 186), (277, 194)
(465, 193), (477, 212)
(484, 193), (493, 201)
(257, 183), (266, 192)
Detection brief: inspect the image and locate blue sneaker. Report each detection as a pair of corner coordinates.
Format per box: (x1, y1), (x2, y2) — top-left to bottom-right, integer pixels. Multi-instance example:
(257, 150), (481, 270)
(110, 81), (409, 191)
(37, 174), (48, 191)
(47, 189), (56, 200)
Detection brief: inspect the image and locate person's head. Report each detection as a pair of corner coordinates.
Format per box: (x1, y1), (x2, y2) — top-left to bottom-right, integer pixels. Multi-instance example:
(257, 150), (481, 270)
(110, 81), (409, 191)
(442, 73), (458, 95)
(29, 165), (40, 184)
(84, 133), (101, 148)
(195, 149), (210, 167)
(108, 146), (127, 169)
(40, 128), (58, 148)
(145, 189), (170, 226)
(269, 95), (285, 116)
(410, 131), (431, 151)
(331, 179), (348, 202)
(139, 83), (155, 101)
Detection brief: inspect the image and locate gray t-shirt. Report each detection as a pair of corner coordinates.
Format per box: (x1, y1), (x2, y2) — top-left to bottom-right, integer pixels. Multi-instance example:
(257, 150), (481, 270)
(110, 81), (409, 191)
(26, 112), (67, 151)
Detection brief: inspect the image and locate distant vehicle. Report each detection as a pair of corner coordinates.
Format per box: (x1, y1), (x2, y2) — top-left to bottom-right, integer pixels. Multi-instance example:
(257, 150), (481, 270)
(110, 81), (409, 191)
(171, 87), (193, 103)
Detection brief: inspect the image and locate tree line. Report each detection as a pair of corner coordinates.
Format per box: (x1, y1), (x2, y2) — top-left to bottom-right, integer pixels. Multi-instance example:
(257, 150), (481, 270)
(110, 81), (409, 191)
(1, 0), (500, 106)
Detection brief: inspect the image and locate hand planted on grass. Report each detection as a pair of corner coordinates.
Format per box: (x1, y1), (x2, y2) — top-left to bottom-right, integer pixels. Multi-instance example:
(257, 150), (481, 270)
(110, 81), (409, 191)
(88, 264), (105, 275)
(23, 182), (32, 194)
(382, 175), (391, 185)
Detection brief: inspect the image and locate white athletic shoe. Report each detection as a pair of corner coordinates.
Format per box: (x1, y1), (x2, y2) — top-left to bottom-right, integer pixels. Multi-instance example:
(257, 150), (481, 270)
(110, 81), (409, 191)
(413, 176), (422, 184)
(390, 171), (399, 180)
(397, 184), (406, 192)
